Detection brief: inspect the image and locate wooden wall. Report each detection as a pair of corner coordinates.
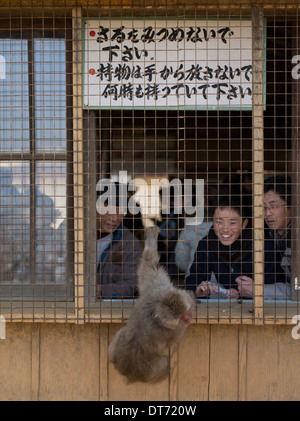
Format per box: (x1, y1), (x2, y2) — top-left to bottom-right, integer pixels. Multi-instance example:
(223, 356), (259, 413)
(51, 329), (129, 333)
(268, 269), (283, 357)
(0, 322), (299, 401)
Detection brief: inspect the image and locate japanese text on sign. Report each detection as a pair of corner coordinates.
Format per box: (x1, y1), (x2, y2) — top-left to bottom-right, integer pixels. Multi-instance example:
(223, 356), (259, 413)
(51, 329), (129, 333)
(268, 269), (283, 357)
(83, 19), (255, 109)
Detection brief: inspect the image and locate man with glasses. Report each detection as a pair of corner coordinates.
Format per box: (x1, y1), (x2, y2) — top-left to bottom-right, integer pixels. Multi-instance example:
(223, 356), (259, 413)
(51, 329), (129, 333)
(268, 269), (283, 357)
(236, 174), (291, 300)
(263, 174), (291, 286)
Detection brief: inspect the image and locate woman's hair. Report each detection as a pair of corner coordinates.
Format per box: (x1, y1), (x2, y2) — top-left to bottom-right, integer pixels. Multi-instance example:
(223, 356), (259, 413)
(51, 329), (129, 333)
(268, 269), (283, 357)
(211, 194), (251, 221)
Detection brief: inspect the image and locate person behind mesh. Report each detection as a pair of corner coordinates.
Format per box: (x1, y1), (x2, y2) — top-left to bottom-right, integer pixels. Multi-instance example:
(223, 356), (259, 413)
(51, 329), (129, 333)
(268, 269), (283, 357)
(96, 181), (142, 299)
(264, 174), (291, 284)
(185, 194), (253, 299)
(235, 174), (291, 300)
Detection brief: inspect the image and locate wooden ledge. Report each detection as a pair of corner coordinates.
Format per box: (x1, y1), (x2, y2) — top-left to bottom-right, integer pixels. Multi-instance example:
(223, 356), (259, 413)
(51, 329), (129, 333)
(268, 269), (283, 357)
(1, 299), (298, 325)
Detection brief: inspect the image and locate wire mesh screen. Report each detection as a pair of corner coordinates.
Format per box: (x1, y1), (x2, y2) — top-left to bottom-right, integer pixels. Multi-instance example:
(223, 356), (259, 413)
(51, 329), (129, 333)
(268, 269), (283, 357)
(0, 2), (299, 323)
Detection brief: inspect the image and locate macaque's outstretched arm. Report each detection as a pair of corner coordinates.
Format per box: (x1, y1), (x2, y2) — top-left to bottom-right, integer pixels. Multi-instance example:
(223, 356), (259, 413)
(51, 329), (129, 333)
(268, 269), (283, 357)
(137, 226), (170, 295)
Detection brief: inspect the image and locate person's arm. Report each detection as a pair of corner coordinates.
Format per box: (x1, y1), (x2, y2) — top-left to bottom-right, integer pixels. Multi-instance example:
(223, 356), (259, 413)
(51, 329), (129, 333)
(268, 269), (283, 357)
(185, 240), (208, 292)
(175, 223), (213, 274)
(100, 236), (142, 299)
(235, 276), (254, 298)
(263, 238), (291, 300)
(175, 229), (194, 272)
(235, 276), (291, 300)
(264, 283), (291, 300)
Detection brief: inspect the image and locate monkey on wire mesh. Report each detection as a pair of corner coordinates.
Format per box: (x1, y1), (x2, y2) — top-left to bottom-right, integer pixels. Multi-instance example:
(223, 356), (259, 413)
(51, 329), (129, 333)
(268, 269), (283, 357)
(108, 226), (195, 383)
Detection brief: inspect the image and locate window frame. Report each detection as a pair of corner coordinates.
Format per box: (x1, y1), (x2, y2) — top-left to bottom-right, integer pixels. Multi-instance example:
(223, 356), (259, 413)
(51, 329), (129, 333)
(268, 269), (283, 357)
(0, 20), (74, 303)
(78, 5), (299, 325)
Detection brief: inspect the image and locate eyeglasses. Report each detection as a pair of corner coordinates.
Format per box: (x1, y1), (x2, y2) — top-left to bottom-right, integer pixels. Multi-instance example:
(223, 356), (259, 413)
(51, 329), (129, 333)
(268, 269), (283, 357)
(263, 203), (286, 212)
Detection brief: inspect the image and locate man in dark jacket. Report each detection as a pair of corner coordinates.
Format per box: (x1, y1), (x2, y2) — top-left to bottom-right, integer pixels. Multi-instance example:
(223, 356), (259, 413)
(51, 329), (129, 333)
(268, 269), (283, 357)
(264, 175), (291, 284)
(235, 174), (291, 300)
(96, 181), (142, 299)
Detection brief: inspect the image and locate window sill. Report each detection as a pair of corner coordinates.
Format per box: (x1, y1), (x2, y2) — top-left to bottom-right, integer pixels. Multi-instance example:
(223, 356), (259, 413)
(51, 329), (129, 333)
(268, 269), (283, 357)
(0, 302), (76, 323)
(0, 299), (299, 324)
(83, 299), (300, 325)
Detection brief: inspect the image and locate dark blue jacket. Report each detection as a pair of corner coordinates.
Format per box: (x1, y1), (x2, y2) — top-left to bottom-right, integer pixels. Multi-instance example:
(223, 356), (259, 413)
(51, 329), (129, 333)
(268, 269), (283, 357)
(186, 226), (286, 293)
(264, 224), (291, 283)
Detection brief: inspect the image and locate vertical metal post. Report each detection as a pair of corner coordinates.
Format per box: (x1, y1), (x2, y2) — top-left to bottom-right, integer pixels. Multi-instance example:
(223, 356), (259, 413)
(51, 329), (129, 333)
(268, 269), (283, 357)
(72, 6), (85, 323)
(252, 5), (265, 323)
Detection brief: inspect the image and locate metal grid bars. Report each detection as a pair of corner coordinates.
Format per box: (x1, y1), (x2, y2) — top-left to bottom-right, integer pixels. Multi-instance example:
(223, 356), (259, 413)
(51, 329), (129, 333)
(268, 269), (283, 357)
(0, 1), (299, 324)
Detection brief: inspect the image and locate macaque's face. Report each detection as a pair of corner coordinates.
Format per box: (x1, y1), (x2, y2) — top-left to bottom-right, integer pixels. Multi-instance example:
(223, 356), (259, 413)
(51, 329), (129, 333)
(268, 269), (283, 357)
(97, 204), (124, 234)
(179, 310), (193, 325)
(213, 207), (248, 246)
(264, 190), (291, 235)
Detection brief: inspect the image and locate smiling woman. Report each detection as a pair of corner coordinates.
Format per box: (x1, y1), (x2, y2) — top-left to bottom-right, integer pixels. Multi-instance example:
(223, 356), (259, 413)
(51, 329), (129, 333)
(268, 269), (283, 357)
(186, 195), (253, 299)
(213, 207), (248, 247)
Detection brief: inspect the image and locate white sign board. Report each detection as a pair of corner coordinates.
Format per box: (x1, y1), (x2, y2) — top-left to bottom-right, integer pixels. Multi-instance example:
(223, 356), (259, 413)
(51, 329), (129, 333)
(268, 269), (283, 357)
(83, 19), (255, 109)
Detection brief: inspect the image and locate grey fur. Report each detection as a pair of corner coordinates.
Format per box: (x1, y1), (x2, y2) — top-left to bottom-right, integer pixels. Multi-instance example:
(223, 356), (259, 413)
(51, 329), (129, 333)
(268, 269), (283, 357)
(108, 226), (195, 383)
